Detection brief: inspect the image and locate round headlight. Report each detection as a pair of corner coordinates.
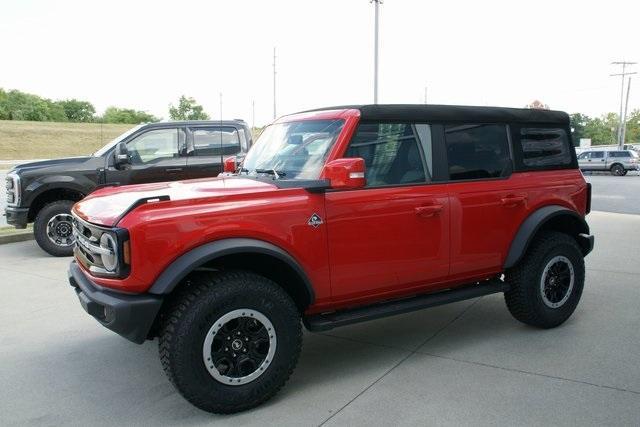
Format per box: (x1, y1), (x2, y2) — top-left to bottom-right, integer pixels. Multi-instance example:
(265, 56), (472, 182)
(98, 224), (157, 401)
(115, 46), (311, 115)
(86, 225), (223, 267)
(99, 233), (118, 272)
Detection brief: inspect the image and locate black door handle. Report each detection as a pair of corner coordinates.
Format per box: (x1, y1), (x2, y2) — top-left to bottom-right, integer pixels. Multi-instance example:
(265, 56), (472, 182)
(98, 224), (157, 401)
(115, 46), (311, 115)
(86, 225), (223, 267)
(165, 167), (183, 172)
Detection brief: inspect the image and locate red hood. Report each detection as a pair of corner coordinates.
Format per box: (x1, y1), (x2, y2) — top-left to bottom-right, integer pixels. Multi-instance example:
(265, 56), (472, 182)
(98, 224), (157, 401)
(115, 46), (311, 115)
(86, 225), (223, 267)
(73, 176), (277, 227)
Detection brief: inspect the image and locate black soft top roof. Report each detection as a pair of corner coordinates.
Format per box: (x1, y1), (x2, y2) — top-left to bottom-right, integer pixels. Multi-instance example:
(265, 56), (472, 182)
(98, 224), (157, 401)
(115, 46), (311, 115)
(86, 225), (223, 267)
(302, 104), (570, 125)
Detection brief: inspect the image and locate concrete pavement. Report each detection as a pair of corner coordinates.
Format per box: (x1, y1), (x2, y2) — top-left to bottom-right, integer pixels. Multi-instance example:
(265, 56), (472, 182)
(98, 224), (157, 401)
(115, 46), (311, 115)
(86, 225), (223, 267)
(1, 210), (639, 426)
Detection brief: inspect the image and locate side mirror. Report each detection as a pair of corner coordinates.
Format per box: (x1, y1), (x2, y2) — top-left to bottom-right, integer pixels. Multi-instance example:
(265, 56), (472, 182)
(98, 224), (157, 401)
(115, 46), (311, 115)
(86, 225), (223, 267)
(321, 158), (366, 190)
(223, 156), (237, 173)
(114, 142), (130, 168)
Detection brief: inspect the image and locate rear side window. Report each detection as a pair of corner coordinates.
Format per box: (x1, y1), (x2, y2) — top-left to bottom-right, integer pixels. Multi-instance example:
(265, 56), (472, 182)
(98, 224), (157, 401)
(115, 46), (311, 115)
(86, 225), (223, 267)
(511, 126), (576, 170)
(609, 151), (631, 158)
(445, 124), (510, 180)
(518, 128), (572, 167)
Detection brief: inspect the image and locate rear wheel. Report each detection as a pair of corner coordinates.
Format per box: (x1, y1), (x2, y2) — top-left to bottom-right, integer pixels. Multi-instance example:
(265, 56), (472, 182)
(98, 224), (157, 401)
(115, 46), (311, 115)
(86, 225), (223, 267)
(158, 270), (302, 414)
(611, 164), (624, 176)
(504, 231), (584, 328)
(33, 200), (75, 257)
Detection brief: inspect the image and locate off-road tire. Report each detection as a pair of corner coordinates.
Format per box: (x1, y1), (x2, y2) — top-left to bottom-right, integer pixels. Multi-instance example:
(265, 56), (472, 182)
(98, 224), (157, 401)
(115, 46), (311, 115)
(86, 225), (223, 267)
(33, 200), (75, 257)
(504, 231), (584, 328)
(158, 270), (302, 414)
(610, 164), (624, 176)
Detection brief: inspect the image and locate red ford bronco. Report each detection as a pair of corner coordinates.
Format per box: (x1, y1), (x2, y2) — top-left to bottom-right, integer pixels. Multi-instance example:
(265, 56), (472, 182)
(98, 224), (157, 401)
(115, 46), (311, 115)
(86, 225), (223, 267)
(69, 105), (593, 413)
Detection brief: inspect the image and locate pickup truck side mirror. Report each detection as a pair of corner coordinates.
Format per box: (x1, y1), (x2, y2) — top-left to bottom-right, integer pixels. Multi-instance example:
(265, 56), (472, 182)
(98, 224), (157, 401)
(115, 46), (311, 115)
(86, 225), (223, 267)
(114, 142), (130, 169)
(321, 158), (366, 190)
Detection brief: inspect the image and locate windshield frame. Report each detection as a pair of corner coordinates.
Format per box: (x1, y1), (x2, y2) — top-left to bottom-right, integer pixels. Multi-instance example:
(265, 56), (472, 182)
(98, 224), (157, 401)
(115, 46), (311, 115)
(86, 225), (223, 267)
(240, 118), (346, 180)
(92, 124), (146, 157)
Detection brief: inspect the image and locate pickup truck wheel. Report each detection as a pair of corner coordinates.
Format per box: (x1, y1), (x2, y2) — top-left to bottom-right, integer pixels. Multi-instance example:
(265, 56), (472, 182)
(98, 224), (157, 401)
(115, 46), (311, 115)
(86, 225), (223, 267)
(611, 164), (624, 176)
(33, 200), (75, 257)
(158, 270), (302, 414)
(504, 231), (584, 328)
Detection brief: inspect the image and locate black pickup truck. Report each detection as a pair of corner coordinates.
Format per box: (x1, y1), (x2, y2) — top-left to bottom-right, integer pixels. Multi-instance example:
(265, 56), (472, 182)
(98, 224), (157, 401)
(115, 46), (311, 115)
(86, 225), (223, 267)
(4, 120), (252, 256)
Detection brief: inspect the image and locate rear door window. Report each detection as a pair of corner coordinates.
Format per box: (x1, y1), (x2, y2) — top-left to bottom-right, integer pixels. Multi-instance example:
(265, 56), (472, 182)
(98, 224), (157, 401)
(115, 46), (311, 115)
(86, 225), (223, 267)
(444, 124), (511, 180)
(518, 128), (572, 168)
(191, 127), (241, 156)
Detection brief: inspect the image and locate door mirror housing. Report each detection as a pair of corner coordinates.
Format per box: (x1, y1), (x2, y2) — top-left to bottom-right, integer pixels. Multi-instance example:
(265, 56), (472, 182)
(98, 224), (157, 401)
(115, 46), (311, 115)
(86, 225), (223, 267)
(223, 156), (237, 173)
(322, 158), (366, 190)
(114, 142), (130, 168)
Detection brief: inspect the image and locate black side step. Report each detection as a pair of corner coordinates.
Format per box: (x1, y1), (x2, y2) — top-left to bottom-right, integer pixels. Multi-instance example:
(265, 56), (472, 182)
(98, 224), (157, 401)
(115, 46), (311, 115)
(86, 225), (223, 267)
(304, 280), (510, 332)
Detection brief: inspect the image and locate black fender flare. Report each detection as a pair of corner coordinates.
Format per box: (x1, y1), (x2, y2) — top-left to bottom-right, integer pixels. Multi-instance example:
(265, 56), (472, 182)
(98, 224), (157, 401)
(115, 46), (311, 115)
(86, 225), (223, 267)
(147, 238), (315, 305)
(24, 176), (93, 206)
(503, 205), (591, 269)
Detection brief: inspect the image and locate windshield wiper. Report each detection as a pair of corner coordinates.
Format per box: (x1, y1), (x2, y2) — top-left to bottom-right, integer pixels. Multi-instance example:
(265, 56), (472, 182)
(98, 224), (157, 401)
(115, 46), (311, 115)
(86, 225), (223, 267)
(255, 168), (287, 179)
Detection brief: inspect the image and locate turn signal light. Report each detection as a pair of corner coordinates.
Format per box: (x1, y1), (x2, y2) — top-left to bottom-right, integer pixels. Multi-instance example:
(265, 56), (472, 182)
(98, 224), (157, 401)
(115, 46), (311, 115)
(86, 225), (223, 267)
(123, 240), (131, 265)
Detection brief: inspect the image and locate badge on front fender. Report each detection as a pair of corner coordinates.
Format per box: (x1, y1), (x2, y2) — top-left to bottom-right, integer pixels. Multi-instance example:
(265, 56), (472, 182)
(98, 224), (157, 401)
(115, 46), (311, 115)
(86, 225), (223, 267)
(307, 213), (323, 228)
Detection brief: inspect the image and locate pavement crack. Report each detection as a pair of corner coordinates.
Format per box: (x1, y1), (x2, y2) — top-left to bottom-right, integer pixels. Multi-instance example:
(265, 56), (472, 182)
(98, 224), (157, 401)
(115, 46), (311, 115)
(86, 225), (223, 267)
(414, 351), (640, 396)
(317, 297), (482, 426)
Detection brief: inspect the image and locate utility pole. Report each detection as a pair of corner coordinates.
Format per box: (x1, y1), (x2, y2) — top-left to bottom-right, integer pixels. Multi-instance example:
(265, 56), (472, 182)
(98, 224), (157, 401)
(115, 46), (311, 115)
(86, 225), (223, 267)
(620, 77), (632, 147)
(610, 61), (637, 148)
(424, 86), (428, 104)
(273, 47), (277, 120)
(372, 0), (382, 104)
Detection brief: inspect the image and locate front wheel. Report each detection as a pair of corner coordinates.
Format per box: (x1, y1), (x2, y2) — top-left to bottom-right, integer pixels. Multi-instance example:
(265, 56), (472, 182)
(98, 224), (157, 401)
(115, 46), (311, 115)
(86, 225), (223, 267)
(158, 270), (302, 414)
(504, 231), (585, 328)
(33, 200), (76, 257)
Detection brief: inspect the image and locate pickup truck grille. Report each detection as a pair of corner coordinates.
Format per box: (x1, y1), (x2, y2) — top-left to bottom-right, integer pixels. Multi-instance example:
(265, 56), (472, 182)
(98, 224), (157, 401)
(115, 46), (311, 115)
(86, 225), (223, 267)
(72, 214), (110, 273)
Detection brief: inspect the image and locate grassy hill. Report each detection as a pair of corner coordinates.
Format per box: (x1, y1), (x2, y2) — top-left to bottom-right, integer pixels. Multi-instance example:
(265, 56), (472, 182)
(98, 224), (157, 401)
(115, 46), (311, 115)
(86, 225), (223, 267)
(0, 120), (133, 160)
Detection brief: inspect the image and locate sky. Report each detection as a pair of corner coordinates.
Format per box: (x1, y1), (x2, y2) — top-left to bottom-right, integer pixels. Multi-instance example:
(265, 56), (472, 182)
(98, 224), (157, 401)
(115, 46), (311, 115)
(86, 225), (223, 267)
(1, 0), (638, 126)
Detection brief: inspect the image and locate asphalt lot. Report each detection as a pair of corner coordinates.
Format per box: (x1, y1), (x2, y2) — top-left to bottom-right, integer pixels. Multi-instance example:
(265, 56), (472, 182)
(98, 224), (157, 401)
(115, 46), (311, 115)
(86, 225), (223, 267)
(585, 173), (640, 215)
(1, 208), (639, 425)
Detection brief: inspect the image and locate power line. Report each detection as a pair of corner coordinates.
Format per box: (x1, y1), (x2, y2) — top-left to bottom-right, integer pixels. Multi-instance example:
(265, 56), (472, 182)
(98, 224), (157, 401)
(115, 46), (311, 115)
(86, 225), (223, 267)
(610, 61), (637, 148)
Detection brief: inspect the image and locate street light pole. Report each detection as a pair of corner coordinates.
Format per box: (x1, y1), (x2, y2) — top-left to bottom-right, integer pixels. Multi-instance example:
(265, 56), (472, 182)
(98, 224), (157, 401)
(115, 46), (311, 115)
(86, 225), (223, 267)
(372, 0), (382, 104)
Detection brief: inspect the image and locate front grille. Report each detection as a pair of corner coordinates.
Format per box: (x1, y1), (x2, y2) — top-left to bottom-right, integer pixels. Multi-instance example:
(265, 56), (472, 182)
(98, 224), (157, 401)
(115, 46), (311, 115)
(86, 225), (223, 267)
(72, 214), (110, 274)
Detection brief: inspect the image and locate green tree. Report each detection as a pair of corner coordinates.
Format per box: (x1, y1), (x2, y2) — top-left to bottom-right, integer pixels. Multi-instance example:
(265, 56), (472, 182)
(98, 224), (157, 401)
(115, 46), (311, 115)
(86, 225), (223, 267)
(583, 113), (618, 145)
(624, 109), (640, 144)
(101, 106), (158, 124)
(169, 95), (210, 120)
(57, 99), (96, 122)
(0, 89), (67, 121)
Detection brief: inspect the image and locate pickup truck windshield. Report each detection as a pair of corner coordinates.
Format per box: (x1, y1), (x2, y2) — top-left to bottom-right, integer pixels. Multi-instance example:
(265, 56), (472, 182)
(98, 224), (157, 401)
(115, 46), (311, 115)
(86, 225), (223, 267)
(241, 119), (344, 179)
(93, 124), (145, 157)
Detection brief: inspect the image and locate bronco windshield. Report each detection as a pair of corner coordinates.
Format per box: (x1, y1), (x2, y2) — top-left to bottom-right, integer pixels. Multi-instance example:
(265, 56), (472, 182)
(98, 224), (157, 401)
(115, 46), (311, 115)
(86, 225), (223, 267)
(241, 119), (345, 179)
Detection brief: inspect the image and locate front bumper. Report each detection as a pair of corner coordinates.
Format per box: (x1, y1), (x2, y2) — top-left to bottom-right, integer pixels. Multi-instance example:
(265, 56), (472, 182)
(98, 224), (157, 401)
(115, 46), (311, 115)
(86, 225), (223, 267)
(4, 206), (29, 228)
(68, 261), (163, 344)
